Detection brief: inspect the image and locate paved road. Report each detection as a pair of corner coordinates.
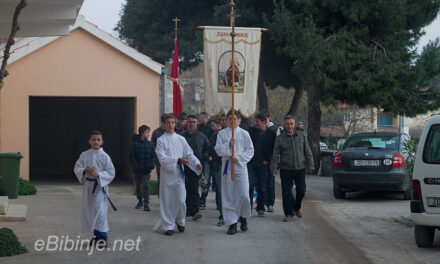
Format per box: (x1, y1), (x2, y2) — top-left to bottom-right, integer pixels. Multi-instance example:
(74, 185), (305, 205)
(0, 176), (439, 263)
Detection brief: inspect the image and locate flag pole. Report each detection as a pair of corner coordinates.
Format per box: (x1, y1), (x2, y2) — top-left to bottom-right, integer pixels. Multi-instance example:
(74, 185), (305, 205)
(171, 17), (182, 118)
(228, 0), (239, 181)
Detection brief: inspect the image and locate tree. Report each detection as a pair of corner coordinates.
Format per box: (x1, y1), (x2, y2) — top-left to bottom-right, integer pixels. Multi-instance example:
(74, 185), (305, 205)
(117, 0), (298, 114)
(0, 0), (27, 89)
(268, 0), (440, 172)
(116, 0), (220, 70)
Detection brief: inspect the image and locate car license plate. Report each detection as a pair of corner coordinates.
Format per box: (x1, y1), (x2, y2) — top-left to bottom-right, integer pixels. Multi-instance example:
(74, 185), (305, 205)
(427, 197), (440, 207)
(353, 160), (380, 166)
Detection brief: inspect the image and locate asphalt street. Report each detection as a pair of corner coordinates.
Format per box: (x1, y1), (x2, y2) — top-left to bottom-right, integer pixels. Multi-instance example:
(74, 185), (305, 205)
(0, 176), (439, 263)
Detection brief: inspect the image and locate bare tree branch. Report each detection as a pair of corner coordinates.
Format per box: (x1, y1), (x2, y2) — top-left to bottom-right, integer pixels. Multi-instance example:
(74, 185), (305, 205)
(0, 0), (27, 89)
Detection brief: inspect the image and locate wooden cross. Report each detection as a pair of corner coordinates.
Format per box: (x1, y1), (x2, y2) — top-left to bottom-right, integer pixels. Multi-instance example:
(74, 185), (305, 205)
(172, 17), (180, 39)
(227, 0), (240, 28)
(227, 0), (240, 181)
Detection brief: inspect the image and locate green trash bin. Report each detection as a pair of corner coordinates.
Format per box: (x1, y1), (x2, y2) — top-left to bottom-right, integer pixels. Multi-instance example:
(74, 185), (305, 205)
(0, 152), (23, 199)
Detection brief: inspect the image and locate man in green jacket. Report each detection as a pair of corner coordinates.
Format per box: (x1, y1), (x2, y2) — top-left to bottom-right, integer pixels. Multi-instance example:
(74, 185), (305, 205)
(270, 115), (314, 222)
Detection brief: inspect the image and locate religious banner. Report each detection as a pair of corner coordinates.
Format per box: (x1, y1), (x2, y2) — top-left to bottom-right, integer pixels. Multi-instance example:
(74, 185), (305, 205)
(203, 26), (262, 117)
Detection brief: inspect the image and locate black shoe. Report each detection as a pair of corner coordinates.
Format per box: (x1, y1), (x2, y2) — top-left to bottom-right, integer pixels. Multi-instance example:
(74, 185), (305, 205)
(89, 237), (96, 247)
(199, 201), (206, 210)
(95, 236), (107, 249)
(135, 201), (143, 209)
(239, 217), (248, 232)
(227, 223), (237, 235)
(177, 224), (185, 233)
(144, 203), (151, 212)
(217, 218), (225, 226)
(165, 230), (174, 236)
(192, 213), (202, 221)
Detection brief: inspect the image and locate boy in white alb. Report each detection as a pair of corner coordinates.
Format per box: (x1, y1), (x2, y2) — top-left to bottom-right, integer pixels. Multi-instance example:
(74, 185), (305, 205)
(215, 110), (254, 235)
(155, 114), (202, 236)
(74, 130), (116, 248)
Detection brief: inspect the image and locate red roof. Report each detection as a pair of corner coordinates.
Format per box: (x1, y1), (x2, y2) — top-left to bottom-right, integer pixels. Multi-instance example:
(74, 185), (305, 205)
(320, 126), (345, 138)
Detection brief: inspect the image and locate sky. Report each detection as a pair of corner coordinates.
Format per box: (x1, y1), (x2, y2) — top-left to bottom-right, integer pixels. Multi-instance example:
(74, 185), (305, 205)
(79, 0), (440, 51)
(79, 0), (126, 37)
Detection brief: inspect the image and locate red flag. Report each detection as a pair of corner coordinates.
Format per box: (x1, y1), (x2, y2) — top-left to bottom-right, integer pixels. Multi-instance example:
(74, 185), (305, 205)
(171, 38), (182, 118)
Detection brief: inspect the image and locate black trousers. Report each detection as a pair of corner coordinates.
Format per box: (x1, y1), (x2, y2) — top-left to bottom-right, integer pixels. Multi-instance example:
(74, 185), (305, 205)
(265, 174), (275, 207)
(280, 169), (306, 216)
(184, 167), (200, 217)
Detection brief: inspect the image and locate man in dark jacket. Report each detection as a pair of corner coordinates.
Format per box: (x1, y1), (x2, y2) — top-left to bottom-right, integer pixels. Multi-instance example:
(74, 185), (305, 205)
(248, 112), (276, 217)
(151, 114), (168, 196)
(208, 117), (224, 225)
(181, 115), (210, 220)
(264, 112), (280, 212)
(130, 125), (156, 211)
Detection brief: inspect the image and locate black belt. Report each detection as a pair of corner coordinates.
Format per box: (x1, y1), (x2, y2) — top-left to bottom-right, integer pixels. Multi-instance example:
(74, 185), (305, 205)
(85, 178), (117, 211)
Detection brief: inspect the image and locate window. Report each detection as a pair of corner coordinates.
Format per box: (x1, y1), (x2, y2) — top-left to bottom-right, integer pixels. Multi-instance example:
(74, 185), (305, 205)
(423, 124), (440, 164)
(377, 113), (393, 127)
(343, 134), (400, 150)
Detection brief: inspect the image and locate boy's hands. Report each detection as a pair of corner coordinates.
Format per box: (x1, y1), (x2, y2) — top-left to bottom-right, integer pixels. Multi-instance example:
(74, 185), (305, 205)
(229, 138), (235, 148)
(85, 167), (99, 177)
(178, 157), (189, 165)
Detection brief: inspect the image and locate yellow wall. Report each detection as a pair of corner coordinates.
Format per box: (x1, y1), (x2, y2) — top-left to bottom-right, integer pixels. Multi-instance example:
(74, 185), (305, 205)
(1, 28), (160, 179)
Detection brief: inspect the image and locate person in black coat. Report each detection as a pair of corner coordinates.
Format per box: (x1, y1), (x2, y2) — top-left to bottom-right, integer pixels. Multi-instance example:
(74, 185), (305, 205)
(130, 125), (156, 211)
(181, 115), (210, 220)
(247, 113), (276, 216)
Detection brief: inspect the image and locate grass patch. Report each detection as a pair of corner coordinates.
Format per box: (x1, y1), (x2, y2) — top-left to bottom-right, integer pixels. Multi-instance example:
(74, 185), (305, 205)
(133, 180), (159, 196)
(0, 228), (27, 257)
(149, 180), (159, 195)
(19, 179), (37, 195)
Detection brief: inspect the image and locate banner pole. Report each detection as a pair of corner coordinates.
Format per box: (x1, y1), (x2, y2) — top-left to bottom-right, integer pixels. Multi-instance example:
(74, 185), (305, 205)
(229, 0), (239, 181)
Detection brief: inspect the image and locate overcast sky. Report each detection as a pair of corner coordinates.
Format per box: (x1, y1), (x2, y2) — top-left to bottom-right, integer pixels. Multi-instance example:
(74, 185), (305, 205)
(79, 0), (126, 36)
(79, 0), (440, 52)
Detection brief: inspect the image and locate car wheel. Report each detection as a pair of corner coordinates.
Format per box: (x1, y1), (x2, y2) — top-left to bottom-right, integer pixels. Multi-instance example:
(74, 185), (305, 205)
(414, 226), (435, 248)
(403, 186), (412, 200)
(333, 183), (346, 199)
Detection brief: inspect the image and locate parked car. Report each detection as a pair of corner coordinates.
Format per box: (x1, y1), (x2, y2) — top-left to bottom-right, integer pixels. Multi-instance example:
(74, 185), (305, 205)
(320, 142), (328, 151)
(332, 132), (411, 199)
(411, 115), (440, 247)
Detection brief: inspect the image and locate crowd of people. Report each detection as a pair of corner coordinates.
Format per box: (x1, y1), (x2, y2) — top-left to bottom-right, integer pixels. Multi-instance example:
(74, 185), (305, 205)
(74, 110), (314, 247)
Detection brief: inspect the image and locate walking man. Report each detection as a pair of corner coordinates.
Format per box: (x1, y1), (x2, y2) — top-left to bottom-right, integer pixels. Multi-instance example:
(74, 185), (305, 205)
(151, 114), (167, 195)
(270, 115), (314, 222)
(248, 113), (276, 217)
(181, 114), (210, 220)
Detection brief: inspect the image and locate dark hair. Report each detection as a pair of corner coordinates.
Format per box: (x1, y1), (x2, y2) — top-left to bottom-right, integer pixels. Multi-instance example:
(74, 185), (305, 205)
(284, 115), (295, 121)
(226, 110), (241, 119)
(199, 112), (208, 117)
(177, 112), (187, 120)
(89, 130), (102, 139)
(220, 113), (226, 118)
(211, 117), (221, 125)
(260, 109), (270, 117)
(163, 113), (175, 122)
(187, 114), (198, 120)
(255, 113), (267, 122)
(160, 114), (169, 123)
(138, 125), (150, 134)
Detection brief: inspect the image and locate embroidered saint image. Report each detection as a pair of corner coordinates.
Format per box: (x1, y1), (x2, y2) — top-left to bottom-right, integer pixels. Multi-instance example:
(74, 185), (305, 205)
(218, 51), (245, 93)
